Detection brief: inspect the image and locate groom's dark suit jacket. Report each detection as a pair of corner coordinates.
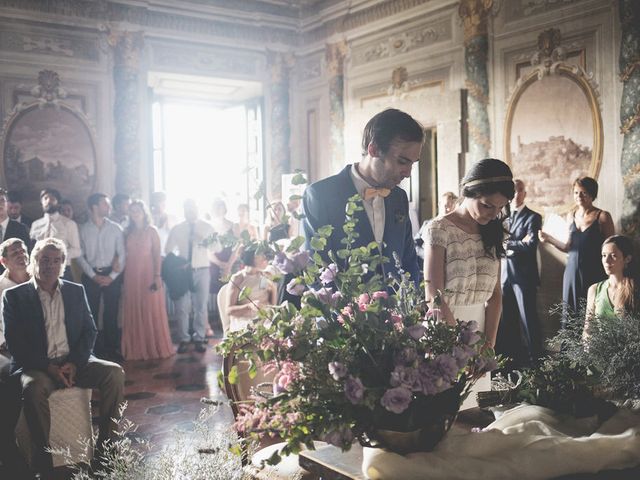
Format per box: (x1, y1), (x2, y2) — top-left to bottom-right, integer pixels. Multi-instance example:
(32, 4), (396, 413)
(3, 280), (97, 375)
(303, 165), (419, 282)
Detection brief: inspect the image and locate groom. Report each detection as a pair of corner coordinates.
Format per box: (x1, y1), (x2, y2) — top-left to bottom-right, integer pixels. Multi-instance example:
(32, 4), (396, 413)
(303, 108), (423, 282)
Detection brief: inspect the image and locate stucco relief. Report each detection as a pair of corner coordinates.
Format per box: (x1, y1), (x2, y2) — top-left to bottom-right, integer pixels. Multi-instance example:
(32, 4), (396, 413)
(351, 19), (451, 66)
(150, 44), (262, 76)
(504, 0), (584, 22)
(0, 31), (100, 61)
(297, 54), (323, 83)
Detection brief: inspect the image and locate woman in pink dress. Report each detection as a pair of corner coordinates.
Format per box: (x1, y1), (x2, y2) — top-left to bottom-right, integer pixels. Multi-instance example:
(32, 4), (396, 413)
(121, 200), (175, 360)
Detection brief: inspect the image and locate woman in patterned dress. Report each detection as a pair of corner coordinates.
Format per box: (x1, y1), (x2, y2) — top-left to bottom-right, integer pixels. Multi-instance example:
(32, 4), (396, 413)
(423, 159), (514, 407)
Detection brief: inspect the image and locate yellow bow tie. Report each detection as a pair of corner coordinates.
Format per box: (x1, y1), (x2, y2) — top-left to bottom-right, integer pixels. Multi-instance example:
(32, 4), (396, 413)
(363, 187), (391, 200)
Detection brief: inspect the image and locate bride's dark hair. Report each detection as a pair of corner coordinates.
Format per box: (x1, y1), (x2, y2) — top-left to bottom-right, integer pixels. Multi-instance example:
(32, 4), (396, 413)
(460, 158), (514, 258)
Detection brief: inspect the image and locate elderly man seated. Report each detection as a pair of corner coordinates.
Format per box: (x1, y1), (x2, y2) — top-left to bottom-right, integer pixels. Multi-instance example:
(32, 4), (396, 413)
(3, 238), (125, 479)
(0, 238), (31, 478)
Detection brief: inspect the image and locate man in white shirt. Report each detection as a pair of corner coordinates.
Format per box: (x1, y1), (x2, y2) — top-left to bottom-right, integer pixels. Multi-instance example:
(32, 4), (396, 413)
(165, 199), (216, 353)
(3, 238), (124, 478)
(303, 108), (423, 282)
(30, 188), (82, 280)
(77, 193), (126, 362)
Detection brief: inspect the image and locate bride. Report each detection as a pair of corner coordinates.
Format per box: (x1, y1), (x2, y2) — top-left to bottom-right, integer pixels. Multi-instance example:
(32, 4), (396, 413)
(422, 158), (514, 408)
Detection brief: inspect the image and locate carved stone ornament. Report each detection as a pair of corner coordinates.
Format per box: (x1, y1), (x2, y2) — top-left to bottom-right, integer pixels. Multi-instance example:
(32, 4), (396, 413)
(29, 70), (67, 105)
(387, 67), (411, 97)
(530, 28), (568, 71)
(325, 40), (348, 77)
(458, 0), (494, 44)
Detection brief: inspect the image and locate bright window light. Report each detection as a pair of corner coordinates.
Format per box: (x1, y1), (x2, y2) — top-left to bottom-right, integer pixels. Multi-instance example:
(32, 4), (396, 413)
(154, 102), (250, 220)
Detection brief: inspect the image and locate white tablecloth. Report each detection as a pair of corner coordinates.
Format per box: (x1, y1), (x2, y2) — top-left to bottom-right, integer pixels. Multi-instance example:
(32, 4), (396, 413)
(362, 404), (640, 479)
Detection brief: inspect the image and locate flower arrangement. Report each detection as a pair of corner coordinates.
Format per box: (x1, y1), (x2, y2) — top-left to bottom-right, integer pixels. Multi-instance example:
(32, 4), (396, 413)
(217, 195), (498, 463)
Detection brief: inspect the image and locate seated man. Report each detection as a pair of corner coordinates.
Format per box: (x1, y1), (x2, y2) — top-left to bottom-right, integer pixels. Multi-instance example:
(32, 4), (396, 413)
(0, 237), (31, 478)
(3, 238), (125, 478)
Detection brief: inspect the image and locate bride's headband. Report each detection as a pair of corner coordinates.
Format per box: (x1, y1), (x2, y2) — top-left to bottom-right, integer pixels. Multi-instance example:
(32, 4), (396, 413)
(463, 175), (513, 188)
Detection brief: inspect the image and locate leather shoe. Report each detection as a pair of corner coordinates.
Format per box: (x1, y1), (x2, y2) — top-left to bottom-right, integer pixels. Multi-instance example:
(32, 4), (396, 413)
(195, 342), (207, 353)
(177, 342), (189, 354)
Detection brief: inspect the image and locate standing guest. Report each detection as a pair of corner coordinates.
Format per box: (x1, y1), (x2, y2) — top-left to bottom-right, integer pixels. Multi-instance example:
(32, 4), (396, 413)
(150, 191), (177, 256)
(233, 203), (259, 241)
(423, 159), (514, 408)
(7, 190), (33, 229)
(0, 189), (30, 275)
(0, 238), (31, 479)
(496, 179), (543, 368)
(584, 235), (639, 338)
(165, 199), (215, 354)
(110, 193), (131, 229)
(263, 201), (291, 243)
(439, 191), (458, 216)
(30, 188), (82, 280)
(121, 200), (175, 360)
(76, 193), (126, 361)
(303, 108), (423, 281)
(3, 238), (124, 479)
(210, 199), (236, 336)
(539, 176), (615, 318)
(59, 199), (75, 220)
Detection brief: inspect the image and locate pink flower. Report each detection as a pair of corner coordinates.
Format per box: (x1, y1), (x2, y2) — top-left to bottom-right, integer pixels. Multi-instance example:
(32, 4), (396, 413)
(426, 308), (442, 322)
(358, 293), (371, 305)
(372, 291), (388, 300)
(390, 313), (403, 324)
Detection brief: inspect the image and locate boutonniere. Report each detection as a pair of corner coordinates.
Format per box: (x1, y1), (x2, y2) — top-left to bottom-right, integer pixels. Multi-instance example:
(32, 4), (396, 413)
(394, 210), (406, 224)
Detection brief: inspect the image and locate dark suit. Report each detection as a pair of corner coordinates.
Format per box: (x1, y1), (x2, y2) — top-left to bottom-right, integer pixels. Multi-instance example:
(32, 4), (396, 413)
(303, 165), (419, 282)
(3, 280), (124, 474)
(0, 220), (31, 274)
(496, 206), (543, 367)
(16, 214), (33, 231)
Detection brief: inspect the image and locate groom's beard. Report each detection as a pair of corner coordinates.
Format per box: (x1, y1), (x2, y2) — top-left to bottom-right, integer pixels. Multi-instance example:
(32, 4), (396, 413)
(44, 204), (60, 215)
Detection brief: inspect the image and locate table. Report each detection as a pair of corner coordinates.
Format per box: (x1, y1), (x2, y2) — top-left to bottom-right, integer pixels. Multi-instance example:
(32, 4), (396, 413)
(298, 409), (493, 480)
(298, 408), (640, 480)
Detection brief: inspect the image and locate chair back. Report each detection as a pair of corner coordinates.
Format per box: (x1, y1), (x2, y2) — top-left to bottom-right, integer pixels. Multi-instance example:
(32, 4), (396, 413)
(218, 282), (231, 336)
(222, 343), (276, 419)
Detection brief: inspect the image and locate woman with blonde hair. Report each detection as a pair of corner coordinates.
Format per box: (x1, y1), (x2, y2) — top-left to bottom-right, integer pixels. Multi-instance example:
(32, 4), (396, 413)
(121, 199), (175, 360)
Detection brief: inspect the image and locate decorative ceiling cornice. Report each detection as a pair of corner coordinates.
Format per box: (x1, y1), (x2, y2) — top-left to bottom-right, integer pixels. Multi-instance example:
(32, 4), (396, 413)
(0, 0), (439, 48)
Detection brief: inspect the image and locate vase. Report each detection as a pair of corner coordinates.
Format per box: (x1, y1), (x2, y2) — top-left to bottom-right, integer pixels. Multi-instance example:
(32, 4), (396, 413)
(364, 411), (458, 455)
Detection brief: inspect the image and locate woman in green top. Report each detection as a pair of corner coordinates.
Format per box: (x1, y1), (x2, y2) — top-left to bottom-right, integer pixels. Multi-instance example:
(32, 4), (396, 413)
(584, 235), (638, 338)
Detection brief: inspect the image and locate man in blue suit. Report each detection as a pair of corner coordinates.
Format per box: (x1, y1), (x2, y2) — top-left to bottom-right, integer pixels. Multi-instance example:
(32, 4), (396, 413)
(3, 238), (124, 478)
(497, 179), (543, 368)
(303, 108), (423, 282)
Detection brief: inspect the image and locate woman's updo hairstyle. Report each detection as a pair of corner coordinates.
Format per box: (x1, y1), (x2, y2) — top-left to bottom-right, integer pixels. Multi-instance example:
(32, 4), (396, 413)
(460, 158), (515, 258)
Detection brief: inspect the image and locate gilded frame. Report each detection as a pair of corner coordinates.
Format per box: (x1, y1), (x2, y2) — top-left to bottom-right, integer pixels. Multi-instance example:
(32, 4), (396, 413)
(504, 63), (603, 213)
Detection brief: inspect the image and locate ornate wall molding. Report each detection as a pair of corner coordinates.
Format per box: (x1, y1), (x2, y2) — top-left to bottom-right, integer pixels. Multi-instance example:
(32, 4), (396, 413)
(0, 29), (100, 62)
(297, 53), (323, 83)
(503, 0), (584, 22)
(350, 18), (451, 67)
(149, 41), (263, 77)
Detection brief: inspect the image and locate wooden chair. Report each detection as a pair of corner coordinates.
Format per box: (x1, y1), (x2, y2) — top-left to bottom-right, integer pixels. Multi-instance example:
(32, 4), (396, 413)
(217, 282), (231, 336)
(222, 345), (321, 479)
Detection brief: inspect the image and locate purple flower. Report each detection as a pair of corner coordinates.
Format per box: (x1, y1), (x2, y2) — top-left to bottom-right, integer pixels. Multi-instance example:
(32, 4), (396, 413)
(292, 250), (311, 271)
(389, 366), (419, 390)
(323, 425), (354, 448)
(344, 376), (364, 404)
(433, 354), (459, 383)
(380, 387), (412, 414)
(320, 263), (338, 285)
(452, 345), (475, 369)
(459, 324), (481, 346)
(286, 278), (306, 296)
(309, 287), (341, 307)
(273, 251), (294, 274)
(406, 324), (427, 340)
(328, 361), (347, 380)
